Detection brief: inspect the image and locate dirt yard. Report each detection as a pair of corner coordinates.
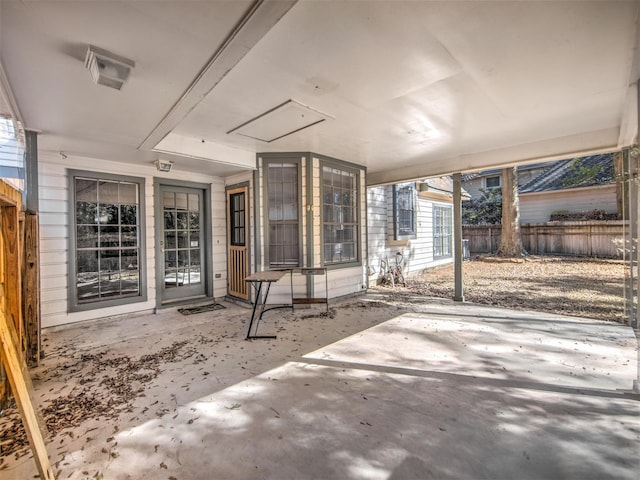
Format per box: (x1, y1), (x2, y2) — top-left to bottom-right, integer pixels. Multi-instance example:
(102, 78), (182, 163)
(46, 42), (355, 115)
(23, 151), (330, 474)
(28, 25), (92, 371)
(397, 256), (627, 323)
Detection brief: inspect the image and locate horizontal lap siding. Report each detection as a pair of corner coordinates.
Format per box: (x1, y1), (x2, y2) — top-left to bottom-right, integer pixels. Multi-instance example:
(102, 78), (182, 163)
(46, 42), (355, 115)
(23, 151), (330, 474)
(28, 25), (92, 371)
(520, 186), (617, 223)
(367, 184), (454, 282)
(367, 186), (387, 282)
(39, 152), (225, 328)
(327, 266), (365, 298)
(261, 266), (363, 304)
(408, 198), (434, 272)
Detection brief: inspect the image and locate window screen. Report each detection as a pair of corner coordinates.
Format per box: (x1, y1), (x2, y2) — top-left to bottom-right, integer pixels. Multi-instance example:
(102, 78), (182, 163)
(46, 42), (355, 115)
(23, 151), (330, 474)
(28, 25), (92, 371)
(322, 165), (358, 264)
(267, 162), (299, 266)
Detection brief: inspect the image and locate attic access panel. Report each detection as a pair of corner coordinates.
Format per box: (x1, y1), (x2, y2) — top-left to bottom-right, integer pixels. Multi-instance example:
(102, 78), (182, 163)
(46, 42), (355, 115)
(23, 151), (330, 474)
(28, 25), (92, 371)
(227, 100), (332, 142)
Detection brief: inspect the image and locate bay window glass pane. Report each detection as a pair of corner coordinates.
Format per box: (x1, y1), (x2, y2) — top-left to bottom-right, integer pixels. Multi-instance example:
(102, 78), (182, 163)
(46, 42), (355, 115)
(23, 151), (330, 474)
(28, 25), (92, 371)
(267, 162), (299, 266)
(322, 165), (358, 264)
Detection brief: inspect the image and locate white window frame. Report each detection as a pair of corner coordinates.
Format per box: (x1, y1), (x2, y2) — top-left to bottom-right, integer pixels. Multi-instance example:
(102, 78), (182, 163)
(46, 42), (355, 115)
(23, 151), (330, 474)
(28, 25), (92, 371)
(433, 204), (452, 259)
(485, 175), (501, 189)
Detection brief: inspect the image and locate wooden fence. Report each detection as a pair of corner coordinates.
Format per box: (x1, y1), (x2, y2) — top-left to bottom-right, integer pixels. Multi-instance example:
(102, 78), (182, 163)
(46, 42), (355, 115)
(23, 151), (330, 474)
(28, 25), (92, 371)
(0, 180), (41, 404)
(463, 220), (627, 258)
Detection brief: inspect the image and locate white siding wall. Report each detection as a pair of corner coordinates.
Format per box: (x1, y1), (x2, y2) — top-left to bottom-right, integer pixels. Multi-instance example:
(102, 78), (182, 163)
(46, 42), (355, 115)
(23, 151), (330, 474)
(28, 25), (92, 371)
(367, 185), (454, 284)
(520, 185), (618, 223)
(367, 186), (387, 284)
(462, 178), (484, 199)
(39, 151), (227, 328)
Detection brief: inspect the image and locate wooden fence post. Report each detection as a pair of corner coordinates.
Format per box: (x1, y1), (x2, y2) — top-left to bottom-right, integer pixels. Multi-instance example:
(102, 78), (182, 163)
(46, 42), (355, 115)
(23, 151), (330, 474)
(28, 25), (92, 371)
(23, 212), (41, 366)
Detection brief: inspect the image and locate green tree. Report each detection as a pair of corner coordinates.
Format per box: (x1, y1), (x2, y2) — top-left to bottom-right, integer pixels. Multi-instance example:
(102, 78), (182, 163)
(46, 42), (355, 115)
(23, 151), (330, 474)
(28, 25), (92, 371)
(462, 188), (502, 225)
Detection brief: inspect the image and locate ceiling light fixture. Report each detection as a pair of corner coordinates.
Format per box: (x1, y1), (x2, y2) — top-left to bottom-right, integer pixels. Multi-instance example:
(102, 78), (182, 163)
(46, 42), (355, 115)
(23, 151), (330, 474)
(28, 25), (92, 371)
(155, 159), (173, 172)
(84, 45), (135, 90)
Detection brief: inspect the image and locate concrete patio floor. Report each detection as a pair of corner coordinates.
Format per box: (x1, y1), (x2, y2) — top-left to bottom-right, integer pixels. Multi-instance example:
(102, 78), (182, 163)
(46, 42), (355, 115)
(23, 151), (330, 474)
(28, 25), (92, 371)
(1, 292), (638, 480)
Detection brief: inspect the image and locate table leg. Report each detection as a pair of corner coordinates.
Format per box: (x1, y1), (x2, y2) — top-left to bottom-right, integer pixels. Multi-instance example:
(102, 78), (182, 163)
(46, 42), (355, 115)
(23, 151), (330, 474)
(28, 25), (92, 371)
(246, 281), (277, 340)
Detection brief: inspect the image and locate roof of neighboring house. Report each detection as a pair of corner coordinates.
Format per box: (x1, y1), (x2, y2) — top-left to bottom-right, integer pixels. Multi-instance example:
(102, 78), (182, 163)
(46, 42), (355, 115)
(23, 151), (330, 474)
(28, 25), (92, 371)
(422, 176), (454, 193)
(519, 153), (615, 193)
(461, 161), (555, 182)
(414, 176), (471, 199)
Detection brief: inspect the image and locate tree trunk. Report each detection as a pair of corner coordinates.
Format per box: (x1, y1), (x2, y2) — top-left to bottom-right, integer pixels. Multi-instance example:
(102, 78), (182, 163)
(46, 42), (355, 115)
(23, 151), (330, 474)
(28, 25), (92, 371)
(497, 167), (526, 257)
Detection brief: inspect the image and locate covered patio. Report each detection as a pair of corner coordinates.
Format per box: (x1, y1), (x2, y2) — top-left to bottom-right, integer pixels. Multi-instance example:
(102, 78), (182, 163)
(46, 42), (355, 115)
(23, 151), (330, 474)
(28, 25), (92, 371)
(0, 2), (638, 478)
(2, 293), (637, 479)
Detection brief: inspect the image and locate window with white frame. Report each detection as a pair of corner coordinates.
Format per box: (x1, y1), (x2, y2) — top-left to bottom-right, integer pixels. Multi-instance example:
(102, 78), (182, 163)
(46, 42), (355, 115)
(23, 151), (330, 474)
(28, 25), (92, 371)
(485, 175), (501, 189)
(393, 183), (416, 238)
(322, 164), (358, 265)
(70, 172), (145, 310)
(433, 205), (452, 258)
(267, 161), (300, 267)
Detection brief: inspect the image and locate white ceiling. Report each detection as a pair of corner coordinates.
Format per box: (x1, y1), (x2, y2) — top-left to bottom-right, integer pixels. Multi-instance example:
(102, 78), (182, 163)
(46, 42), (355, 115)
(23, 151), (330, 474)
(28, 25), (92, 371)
(1, 0), (638, 184)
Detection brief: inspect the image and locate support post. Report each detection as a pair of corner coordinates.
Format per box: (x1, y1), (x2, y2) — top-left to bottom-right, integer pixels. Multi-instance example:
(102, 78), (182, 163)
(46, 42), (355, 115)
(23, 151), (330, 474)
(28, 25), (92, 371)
(453, 173), (464, 302)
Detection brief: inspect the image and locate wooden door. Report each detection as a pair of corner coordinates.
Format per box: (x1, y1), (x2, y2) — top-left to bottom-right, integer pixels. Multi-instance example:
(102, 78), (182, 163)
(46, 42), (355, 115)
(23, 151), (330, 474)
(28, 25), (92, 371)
(227, 186), (249, 300)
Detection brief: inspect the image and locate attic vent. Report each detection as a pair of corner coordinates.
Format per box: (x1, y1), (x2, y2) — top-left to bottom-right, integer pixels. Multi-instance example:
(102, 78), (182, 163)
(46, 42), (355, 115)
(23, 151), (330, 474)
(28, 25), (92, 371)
(227, 100), (332, 142)
(84, 45), (135, 90)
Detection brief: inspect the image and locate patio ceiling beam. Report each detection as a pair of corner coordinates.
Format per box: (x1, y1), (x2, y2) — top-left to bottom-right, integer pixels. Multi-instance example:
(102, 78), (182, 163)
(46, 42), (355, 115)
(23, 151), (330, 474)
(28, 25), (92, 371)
(138, 0), (297, 154)
(367, 127), (620, 186)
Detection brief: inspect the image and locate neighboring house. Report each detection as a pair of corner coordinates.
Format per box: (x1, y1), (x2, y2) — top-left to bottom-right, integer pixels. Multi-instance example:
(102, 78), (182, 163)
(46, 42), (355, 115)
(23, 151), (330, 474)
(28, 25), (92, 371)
(461, 154), (619, 224)
(0, 116), (24, 192)
(368, 177), (461, 285)
(461, 162), (555, 200)
(518, 153), (619, 223)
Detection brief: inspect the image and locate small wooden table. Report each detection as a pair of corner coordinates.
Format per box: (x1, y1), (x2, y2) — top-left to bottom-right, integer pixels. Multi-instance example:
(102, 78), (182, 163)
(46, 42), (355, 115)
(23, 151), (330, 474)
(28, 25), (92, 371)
(244, 270), (293, 340)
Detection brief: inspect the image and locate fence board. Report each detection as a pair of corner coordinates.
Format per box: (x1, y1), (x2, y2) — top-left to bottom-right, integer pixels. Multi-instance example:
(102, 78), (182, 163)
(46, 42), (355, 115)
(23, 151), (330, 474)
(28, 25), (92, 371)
(463, 221), (627, 257)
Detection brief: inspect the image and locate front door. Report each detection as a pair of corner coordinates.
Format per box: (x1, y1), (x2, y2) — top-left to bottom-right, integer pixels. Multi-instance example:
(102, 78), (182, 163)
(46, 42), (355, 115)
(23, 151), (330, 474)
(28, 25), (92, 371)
(160, 185), (205, 302)
(227, 186), (249, 300)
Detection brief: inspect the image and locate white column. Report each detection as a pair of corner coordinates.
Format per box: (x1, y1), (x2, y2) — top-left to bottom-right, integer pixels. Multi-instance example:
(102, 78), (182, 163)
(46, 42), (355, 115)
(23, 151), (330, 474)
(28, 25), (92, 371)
(453, 173), (464, 302)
